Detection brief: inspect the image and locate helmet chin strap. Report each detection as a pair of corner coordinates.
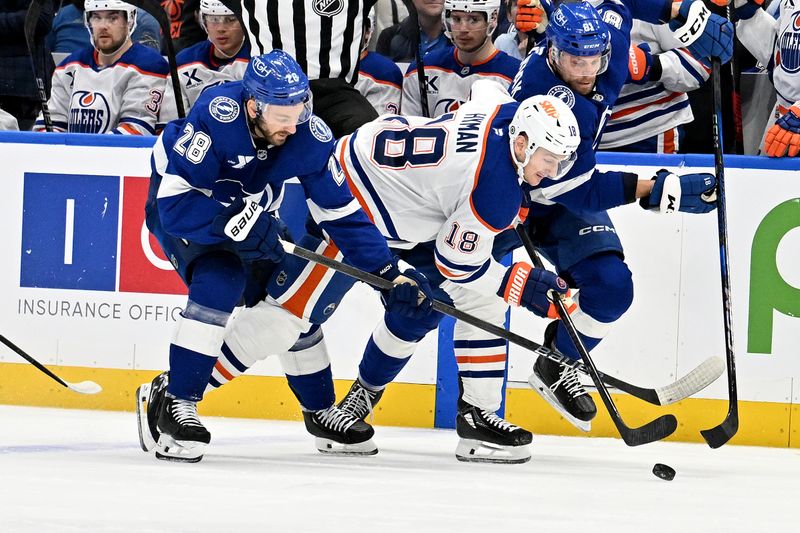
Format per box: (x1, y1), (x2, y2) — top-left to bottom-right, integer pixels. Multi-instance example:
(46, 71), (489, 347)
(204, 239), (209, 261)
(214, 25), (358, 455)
(213, 35), (246, 59)
(509, 134), (531, 184)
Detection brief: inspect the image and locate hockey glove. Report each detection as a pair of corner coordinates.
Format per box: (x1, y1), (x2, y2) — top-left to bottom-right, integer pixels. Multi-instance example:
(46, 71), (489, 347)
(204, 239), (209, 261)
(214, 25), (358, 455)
(499, 262), (573, 319)
(516, 0), (550, 34)
(212, 198), (285, 262)
(710, 0), (764, 20)
(669, 0), (734, 65)
(640, 169), (717, 214)
(382, 268), (434, 320)
(628, 43), (654, 84)
(764, 103), (800, 157)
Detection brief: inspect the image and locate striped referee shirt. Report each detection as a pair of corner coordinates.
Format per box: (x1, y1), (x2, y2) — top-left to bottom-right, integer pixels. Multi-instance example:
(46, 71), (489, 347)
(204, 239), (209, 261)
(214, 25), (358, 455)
(233, 0), (377, 83)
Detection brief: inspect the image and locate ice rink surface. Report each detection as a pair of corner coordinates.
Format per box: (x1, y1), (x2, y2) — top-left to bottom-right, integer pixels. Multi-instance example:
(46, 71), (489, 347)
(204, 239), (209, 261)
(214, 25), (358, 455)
(0, 406), (797, 533)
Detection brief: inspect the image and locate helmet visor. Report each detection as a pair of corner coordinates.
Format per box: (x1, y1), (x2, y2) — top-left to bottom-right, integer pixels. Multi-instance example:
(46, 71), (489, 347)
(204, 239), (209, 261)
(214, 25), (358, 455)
(261, 95), (313, 126)
(532, 146), (577, 180)
(552, 46), (610, 76)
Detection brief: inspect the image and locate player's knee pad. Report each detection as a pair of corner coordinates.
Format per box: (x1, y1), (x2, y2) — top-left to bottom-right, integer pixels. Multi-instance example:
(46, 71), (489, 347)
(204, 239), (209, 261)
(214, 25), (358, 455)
(173, 300), (230, 357)
(224, 297), (312, 368)
(187, 251), (247, 313)
(267, 234), (357, 324)
(567, 253), (633, 339)
(279, 325), (332, 377)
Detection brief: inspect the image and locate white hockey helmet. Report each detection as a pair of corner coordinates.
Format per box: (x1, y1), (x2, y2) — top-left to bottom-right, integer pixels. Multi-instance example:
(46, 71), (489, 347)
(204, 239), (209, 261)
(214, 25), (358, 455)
(84, 0), (137, 36)
(508, 94), (580, 181)
(199, 0), (237, 31)
(443, 0), (501, 39)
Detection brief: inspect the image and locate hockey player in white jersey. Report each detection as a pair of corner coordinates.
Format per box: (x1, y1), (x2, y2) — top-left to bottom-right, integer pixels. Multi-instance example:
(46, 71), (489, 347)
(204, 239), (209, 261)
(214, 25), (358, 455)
(158, 0), (251, 126)
(726, 0), (800, 156)
(33, 0), (168, 134)
(402, 0), (520, 117)
(355, 12), (403, 115)
(600, 21), (710, 153)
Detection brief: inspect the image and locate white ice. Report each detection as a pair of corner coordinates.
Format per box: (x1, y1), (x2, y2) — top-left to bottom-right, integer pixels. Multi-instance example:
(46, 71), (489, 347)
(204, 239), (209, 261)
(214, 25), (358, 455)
(0, 406), (797, 533)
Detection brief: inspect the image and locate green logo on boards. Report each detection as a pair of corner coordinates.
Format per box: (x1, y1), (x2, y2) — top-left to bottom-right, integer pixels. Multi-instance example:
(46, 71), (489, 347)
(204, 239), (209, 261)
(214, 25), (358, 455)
(748, 198), (800, 354)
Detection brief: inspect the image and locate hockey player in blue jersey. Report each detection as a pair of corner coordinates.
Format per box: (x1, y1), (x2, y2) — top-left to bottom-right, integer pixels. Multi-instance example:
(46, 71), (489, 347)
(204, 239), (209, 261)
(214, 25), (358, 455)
(506, 0), (730, 427)
(136, 50), (431, 462)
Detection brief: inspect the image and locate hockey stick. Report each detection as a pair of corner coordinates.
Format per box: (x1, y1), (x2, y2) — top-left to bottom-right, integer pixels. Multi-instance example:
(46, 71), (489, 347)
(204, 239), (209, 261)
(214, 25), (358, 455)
(513, 227), (677, 446)
(404, 0), (430, 117)
(700, 58), (739, 448)
(726, 5), (744, 154)
(24, 0), (53, 131)
(279, 239), (714, 406)
(0, 334), (102, 394)
(126, 0), (186, 118)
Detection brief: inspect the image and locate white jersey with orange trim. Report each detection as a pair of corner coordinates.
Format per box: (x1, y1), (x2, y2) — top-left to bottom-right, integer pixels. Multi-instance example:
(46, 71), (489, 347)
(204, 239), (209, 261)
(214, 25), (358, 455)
(355, 51), (403, 115)
(158, 40), (251, 126)
(402, 46), (520, 117)
(736, 0), (800, 149)
(33, 44), (168, 134)
(598, 21), (709, 150)
(337, 97), (525, 298)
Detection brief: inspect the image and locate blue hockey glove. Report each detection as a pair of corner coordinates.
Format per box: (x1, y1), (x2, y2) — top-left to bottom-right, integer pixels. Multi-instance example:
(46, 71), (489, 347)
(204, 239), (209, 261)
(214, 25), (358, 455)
(640, 169), (717, 214)
(499, 262), (572, 319)
(732, 0), (764, 21)
(669, 0), (734, 65)
(212, 198), (285, 262)
(765, 103), (800, 157)
(382, 268), (434, 320)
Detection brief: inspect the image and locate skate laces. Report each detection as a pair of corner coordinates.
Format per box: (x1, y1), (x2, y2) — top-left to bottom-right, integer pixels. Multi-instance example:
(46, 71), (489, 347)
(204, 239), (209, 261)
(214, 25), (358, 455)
(551, 365), (587, 399)
(341, 384), (377, 422)
(317, 406), (357, 433)
(171, 399), (204, 427)
(480, 410), (519, 432)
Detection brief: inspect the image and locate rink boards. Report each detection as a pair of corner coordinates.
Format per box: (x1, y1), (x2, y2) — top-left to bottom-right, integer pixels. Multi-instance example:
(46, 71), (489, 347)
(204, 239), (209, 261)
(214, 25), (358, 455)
(1, 131), (798, 447)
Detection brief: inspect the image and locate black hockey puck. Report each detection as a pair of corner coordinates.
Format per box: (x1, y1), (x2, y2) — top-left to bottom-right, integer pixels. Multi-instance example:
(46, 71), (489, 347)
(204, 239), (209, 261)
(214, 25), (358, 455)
(652, 463), (675, 481)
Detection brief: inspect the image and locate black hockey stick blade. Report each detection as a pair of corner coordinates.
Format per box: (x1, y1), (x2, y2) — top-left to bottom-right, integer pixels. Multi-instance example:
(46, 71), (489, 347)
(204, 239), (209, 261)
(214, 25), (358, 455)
(514, 226), (677, 446)
(619, 414), (678, 447)
(700, 58), (739, 449)
(0, 334), (102, 394)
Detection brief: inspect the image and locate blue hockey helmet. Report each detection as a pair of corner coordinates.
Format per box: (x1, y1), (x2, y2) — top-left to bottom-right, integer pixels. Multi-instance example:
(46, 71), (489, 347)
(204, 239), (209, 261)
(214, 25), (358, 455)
(546, 2), (611, 75)
(242, 50), (313, 124)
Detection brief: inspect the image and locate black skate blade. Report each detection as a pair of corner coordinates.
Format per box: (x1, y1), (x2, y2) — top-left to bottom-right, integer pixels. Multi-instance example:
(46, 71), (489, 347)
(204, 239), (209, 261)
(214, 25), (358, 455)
(155, 451), (204, 463)
(620, 414), (677, 447)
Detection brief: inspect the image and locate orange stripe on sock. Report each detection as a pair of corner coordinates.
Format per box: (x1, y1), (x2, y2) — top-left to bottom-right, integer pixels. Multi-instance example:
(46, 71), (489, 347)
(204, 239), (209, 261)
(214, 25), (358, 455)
(455, 354), (507, 364)
(281, 243), (340, 319)
(214, 360), (234, 382)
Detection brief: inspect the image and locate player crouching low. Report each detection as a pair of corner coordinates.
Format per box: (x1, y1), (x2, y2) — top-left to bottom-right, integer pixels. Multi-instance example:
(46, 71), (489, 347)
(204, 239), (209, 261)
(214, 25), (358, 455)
(136, 50), (432, 462)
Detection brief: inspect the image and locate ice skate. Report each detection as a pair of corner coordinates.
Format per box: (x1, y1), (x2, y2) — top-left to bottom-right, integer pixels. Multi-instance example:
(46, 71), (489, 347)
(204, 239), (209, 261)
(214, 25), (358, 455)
(529, 323), (596, 432)
(337, 378), (384, 421)
(135, 371), (168, 452)
(455, 400), (532, 464)
(303, 405), (378, 455)
(153, 394), (211, 463)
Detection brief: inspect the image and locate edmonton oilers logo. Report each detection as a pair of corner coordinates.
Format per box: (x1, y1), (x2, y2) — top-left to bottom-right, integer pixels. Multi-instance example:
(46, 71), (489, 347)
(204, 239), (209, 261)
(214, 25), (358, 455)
(69, 90), (111, 133)
(312, 0), (344, 17)
(547, 85), (576, 108)
(779, 12), (800, 73)
(209, 96), (240, 123)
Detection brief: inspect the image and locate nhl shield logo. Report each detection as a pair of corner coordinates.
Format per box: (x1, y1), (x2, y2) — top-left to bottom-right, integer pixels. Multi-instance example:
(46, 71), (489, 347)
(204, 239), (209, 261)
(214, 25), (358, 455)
(312, 0), (344, 17)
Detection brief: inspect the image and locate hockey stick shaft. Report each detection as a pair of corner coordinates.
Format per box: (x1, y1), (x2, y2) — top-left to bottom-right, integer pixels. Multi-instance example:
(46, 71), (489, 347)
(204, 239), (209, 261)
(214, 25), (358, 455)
(0, 334), (102, 394)
(25, 0), (53, 132)
(513, 227), (677, 446)
(127, 0), (186, 118)
(404, 0), (430, 117)
(700, 58), (739, 448)
(279, 239), (703, 407)
(726, 6), (744, 154)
